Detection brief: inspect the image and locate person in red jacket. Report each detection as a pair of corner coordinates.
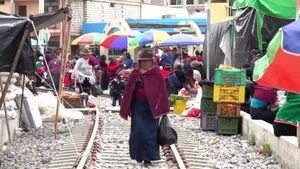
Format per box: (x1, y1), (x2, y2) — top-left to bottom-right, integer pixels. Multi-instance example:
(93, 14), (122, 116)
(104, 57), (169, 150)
(120, 49), (170, 167)
(107, 57), (120, 82)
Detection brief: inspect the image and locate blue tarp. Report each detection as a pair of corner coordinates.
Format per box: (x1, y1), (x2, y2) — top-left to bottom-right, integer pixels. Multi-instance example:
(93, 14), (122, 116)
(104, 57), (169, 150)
(82, 22), (106, 34)
(127, 18), (207, 33)
(82, 18), (207, 35)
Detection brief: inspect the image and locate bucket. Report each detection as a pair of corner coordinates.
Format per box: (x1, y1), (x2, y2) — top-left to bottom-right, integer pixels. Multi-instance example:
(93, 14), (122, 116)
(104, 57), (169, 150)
(173, 99), (187, 115)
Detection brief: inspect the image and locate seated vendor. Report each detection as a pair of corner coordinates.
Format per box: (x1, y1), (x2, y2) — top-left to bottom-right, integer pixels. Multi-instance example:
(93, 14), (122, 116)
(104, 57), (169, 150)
(273, 92), (300, 137)
(250, 84), (278, 124)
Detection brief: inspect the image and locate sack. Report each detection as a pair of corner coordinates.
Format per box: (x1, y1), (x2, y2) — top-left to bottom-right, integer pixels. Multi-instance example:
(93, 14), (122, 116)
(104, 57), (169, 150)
(158, 115), (178, 146)
(91, 84), (102, 97)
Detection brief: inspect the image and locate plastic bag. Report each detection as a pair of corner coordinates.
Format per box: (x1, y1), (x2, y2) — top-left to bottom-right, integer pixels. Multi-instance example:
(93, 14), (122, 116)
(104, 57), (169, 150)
(91, 84), (102, 97)
(158, 115), (178, 146)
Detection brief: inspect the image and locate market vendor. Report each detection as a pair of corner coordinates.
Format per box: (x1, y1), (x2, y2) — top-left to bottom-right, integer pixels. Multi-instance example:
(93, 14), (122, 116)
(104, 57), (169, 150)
(273, 92), (300, 137)
(249, 84), (278, 124)
(72, 46), (95, 94)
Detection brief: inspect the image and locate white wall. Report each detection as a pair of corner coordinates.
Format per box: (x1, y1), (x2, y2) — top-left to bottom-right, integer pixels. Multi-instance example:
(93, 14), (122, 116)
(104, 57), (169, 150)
(141, 4), (189, 19)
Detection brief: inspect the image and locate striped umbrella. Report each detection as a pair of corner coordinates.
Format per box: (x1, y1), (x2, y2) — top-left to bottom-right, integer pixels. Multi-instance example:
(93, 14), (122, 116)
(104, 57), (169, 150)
(100, 31), (140, 50)
(129, 30), (170, 47)
(72, 32), (107, 45)
(253, 19), (300, 94)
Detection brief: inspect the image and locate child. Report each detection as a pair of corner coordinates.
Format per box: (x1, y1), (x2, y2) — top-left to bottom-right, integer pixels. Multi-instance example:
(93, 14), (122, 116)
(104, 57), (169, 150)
(110, 74), (125, 106)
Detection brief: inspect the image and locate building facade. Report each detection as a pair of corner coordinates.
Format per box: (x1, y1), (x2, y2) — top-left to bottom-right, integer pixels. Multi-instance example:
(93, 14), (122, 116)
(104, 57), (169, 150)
(0, 0), (43, 16)
(168, 0), (233, 22)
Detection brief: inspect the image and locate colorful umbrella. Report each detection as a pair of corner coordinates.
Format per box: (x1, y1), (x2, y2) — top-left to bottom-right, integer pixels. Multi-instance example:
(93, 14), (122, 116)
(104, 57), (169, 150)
(253, 19), (300, 94)
(100, 31), (140, 50)
(129, 30), (170, 47)
(157, 33), (203, 47)
(72, 32), (106, 45)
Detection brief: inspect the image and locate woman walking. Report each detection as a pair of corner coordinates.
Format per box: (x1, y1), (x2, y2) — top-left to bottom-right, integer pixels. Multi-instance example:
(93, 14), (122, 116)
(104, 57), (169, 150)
(72, 47), (95, 94)
(120, 49), (170, 167)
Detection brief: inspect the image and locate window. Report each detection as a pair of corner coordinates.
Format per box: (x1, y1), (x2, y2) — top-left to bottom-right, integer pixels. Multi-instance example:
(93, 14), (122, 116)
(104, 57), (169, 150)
(19, 6), (27, 16)
(186, 0), (194, 4)
(170, 0), (182, 5)
(0, 0), (4, 5)
(198, 0), (205, 4)
(44, 0), (59, 13)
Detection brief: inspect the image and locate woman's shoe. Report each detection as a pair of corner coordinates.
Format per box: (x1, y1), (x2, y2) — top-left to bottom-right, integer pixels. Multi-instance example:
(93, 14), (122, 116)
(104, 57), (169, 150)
(143, 160), (151, 167)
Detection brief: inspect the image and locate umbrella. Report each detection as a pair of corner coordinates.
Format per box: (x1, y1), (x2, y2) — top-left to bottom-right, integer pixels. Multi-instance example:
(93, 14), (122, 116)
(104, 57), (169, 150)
(157, 33), (203, 47)
(129, 30), (170, 47)
(72, 32), (107, 45)
(253, 19), (300, 94)
(100, 31), (140, 50)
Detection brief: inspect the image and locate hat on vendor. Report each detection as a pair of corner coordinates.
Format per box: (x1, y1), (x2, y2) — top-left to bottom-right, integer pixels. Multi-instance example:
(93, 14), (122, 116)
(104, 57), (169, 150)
(80, 45), (92, 55)
(38, 56), (44, 61)
(136, 49), (153, 61)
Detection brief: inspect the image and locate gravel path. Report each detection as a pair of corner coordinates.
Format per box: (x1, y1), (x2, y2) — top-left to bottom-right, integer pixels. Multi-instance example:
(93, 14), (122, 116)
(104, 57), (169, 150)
(0, 123), (69, 169)
(169, 117), (287, 169)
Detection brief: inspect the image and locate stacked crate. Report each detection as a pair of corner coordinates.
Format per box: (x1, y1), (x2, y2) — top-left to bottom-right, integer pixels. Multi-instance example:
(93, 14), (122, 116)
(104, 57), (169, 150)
(200, 81), (217, 131)
(213, 68), (246, 135)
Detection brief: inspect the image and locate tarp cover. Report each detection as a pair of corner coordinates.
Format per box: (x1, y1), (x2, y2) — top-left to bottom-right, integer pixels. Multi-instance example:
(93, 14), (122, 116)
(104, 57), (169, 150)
(203, 20), (232, 78)
(232, 0), (296, 19)
(0, 13), (35, 74)
(233, 7), (294, 68)
(29, 8), (66, 31)
(234, 7), (258, 68)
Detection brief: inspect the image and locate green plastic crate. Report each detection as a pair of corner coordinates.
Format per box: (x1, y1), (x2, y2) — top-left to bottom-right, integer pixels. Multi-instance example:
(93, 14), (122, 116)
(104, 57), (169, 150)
(215, 68), (246, 86)
(201, 113), (216, 131)
(202, 81), (214, 99)
(201, 98), (217, 114)
(217, 117), (239, 135)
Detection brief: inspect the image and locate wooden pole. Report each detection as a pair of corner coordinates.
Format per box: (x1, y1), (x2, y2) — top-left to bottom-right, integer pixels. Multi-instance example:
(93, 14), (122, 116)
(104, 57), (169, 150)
(54, 1), (71, 138)
(18, 74), (26, 126)
(0, 75), (11, 143)
(0, 28), (29, 144)
(297, 123), (300, 149)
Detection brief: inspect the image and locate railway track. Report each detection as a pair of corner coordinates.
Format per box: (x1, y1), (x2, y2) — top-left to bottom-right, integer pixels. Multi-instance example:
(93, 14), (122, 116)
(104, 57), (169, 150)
(92, 94), (215, 169)
(47, 94), (215, 169)
(47, 107), (101, 169)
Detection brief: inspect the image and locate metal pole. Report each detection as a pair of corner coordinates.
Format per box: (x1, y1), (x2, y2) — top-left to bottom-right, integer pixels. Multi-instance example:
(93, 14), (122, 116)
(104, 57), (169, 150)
(206, 0), (211, 80)
(0, 76), (11, 143)
(18, 74), (26, 127)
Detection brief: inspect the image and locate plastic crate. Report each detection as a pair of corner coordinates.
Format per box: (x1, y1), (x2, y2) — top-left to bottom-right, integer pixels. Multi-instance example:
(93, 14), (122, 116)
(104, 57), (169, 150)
(217, 117), (239, 135)
(217, 103), (241, 117)
(201, 81), (214, 99)
(213, 85), (245, 103)
(62, 97), (83, 108)
(201, 113), (216, 131)
(201, 98), (217, 114)
(215, 68), (246, 86)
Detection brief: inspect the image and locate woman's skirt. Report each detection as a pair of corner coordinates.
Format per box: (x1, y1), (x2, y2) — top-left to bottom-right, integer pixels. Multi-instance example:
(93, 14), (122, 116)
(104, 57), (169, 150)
(129, 100), (160, 162)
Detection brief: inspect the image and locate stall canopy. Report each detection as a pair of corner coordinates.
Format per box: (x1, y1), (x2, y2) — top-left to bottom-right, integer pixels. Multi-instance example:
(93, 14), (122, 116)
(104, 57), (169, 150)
(0, 13), (35, 74)
(29, 8), (67, 31)
(233, 0), (295, 54)
(253, 19), (300, 94)
(0, 9), (67, 75)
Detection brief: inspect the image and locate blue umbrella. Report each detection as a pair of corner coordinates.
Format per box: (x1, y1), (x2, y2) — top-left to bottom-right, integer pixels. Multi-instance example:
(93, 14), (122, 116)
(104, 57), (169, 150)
(157, 33), (203, 47)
